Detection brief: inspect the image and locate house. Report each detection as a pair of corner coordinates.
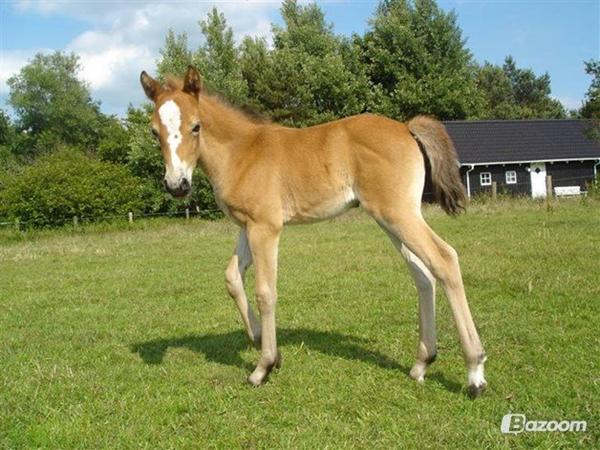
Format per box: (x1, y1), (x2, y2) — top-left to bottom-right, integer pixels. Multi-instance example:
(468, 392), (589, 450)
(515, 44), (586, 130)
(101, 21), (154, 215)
(443, 120), (600, 198)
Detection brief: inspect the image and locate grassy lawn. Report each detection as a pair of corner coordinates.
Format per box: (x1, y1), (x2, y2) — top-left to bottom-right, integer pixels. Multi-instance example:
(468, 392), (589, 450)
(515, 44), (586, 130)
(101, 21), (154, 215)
(1, 199), (598, 448)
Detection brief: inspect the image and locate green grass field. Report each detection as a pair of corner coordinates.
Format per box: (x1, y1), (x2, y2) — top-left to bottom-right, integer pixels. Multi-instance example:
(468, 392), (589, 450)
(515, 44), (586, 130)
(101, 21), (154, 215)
(1, 199), (598, 448)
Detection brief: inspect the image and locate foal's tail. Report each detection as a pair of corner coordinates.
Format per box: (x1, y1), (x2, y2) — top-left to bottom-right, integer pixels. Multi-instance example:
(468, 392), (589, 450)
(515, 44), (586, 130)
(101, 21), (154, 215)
(407, 116), (467, 215)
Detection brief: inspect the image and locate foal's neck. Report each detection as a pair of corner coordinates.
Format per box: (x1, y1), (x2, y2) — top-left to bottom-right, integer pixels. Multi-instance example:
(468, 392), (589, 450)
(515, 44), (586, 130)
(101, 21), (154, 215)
(196, 95), (259, 183)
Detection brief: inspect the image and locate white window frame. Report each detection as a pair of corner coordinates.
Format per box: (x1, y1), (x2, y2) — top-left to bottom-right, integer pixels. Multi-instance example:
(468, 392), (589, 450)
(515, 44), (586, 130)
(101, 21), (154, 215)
(480, 172), (492, 186)
(505, 170), (517, 184)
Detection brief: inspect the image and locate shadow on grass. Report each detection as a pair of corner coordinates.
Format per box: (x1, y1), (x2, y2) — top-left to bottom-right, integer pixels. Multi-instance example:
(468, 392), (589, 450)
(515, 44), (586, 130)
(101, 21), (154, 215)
(130, 327), (461, 393)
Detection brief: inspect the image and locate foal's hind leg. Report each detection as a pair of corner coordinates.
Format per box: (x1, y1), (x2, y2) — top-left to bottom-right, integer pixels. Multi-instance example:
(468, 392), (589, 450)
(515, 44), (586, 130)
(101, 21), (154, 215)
(225, 229), (261, 346)
(376, 211), (487, 396)
(386, 233), (438, 382)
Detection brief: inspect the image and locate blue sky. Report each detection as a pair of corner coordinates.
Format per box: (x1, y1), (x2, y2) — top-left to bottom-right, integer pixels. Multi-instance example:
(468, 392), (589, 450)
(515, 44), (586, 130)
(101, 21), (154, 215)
(1, 1), (598, 117)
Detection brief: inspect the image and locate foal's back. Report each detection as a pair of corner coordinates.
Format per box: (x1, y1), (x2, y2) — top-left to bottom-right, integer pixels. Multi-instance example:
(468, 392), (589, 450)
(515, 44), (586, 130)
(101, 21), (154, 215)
(235, 113), (425, 223)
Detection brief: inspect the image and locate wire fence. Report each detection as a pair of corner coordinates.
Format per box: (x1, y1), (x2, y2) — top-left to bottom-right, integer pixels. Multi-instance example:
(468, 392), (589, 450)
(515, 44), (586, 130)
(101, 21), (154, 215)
(0, 207), (223, 228)
(0, 174), (597, 229)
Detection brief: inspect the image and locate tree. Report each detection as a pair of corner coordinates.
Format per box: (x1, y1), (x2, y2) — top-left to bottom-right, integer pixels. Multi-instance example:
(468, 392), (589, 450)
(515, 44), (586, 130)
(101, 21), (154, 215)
(503, 56), (565, 118)
(580, 59), (600, 119)
(0, 109), (19, 174)
(0, 109), (13, 147)
(193, 8), (249, 105)
(156, 29), (193, 81)
(240, 0), (370, 126)
(360, 0), (482, 120)
(579, 59), (600, 143)
(239, 36), (272, 113)
(476, 56), (566, 119)
(7, 52), (103, 157)
(96, 115), (129, 164)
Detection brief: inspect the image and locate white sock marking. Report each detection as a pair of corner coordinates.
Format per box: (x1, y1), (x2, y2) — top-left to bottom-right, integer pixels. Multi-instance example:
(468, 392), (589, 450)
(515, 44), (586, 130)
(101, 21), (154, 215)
(468, 360), (487, 387)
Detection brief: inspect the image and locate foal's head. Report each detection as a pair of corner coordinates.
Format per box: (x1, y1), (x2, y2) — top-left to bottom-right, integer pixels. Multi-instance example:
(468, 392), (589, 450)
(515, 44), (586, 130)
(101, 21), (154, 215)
(140, 66), (203, 198)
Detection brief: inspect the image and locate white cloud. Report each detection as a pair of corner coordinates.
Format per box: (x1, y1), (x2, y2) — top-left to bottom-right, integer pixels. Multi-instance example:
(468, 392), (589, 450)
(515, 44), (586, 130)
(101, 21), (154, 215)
(0, 50), (32, 94)
(8, 1), (279, 115)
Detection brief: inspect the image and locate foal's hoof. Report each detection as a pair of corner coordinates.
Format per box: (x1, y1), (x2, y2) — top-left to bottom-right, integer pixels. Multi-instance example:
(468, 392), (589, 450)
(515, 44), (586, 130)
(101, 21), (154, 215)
(467, 381), (487, 398)
(247, 372), (266, 387)
(409, 363), (427, 383)
(409, 354), (436, 383)
(247, 350), (282, 387)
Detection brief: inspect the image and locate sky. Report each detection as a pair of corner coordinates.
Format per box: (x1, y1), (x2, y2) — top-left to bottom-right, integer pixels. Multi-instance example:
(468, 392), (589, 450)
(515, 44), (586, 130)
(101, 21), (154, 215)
(0, 0), (598, 117)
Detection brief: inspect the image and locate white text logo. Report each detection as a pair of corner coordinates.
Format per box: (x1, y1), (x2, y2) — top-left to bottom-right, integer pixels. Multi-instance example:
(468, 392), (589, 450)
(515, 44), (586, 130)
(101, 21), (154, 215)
(501, 414), (587, 434)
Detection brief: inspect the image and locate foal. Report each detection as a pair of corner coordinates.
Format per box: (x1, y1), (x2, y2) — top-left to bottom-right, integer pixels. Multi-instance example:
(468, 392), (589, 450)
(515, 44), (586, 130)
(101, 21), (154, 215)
(140, 66), (487, 397)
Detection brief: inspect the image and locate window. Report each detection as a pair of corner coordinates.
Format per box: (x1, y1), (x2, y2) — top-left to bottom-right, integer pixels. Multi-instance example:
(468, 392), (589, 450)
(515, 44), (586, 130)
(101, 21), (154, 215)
(480, 172), (492, 186)
(505, 170), (517, 184)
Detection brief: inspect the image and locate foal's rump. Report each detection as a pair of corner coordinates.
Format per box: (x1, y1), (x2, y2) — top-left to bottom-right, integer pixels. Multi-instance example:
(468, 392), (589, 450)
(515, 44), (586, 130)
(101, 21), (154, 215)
(348, 114), (466, 216)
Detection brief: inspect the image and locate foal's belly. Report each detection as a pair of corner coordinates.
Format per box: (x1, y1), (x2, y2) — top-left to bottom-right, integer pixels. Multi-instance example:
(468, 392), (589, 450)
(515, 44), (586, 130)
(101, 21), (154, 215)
(283, 186), (359, 224)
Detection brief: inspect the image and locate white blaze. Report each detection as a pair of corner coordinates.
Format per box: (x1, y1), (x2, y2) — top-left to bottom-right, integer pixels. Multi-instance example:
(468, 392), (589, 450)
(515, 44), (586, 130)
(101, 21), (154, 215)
(158, 100), (190, 180)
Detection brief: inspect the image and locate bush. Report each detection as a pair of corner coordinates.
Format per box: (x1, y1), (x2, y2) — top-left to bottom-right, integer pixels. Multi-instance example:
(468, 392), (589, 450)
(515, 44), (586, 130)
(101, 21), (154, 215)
(0, 149), (146, 227)
(587, 175), (600, 198)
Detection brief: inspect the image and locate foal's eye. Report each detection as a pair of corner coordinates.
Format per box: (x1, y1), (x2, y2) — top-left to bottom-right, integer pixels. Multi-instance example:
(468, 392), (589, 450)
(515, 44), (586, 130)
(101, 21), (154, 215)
(151, 128), (159, 138)
(192, 124), (201, 134)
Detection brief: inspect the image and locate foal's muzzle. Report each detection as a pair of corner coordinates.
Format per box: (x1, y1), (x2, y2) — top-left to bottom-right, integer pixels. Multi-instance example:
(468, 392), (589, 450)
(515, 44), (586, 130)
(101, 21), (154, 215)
(163, 177), (191, 198)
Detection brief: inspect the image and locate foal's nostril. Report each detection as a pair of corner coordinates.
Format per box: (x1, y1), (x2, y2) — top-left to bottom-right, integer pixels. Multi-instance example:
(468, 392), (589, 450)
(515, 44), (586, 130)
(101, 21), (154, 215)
(180, 178), (190, 190)
(162, 178), (168, 189)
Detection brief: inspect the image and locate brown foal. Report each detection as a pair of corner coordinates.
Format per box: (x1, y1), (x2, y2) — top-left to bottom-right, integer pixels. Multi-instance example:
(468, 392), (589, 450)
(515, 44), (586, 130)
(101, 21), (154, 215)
(140, 66), (487, 397)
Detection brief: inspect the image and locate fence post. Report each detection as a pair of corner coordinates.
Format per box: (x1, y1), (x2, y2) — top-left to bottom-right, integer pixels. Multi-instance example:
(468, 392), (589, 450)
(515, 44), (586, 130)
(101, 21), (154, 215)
(15, 218), (20, 231)
(546, 175), (553, 210)
(128, 212), (133, 223)
(491, 181), (497, 201)
(185, 208), (190, 220)
(73, 216), (78, 227)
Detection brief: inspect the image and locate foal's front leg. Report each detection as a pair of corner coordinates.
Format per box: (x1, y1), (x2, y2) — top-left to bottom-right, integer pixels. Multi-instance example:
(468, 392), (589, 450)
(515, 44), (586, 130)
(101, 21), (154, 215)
(225, 230), (261, 345)
(246, 222), (282, 386)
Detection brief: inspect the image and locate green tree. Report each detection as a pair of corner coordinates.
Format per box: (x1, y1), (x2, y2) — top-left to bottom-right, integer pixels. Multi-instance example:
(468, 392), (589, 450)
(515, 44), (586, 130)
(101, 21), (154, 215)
(239, 36), (272, 113)
(125, 105), (163, 182)
(0, 109), (20, 177)
(156, 29), (193, 81)
(96, 115), (129, 164)
(503, 56), (565, 118)
(474, 63), (515, 119)
(360, 0), (482, 120)
(580, 59), (600, 119)
(194, 8), (249, 104)
(7, 52), (103, 157)
(241, 0), (370, 126)
(580, 59), (600, 143)
(0, 109), (12, 146)
(476, 56), (566, 119)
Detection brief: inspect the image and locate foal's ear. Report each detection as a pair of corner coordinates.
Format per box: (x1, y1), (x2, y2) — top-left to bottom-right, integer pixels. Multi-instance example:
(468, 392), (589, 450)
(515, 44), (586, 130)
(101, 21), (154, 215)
(183, 65), (203, 97)
(140, 71), (162, 102)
